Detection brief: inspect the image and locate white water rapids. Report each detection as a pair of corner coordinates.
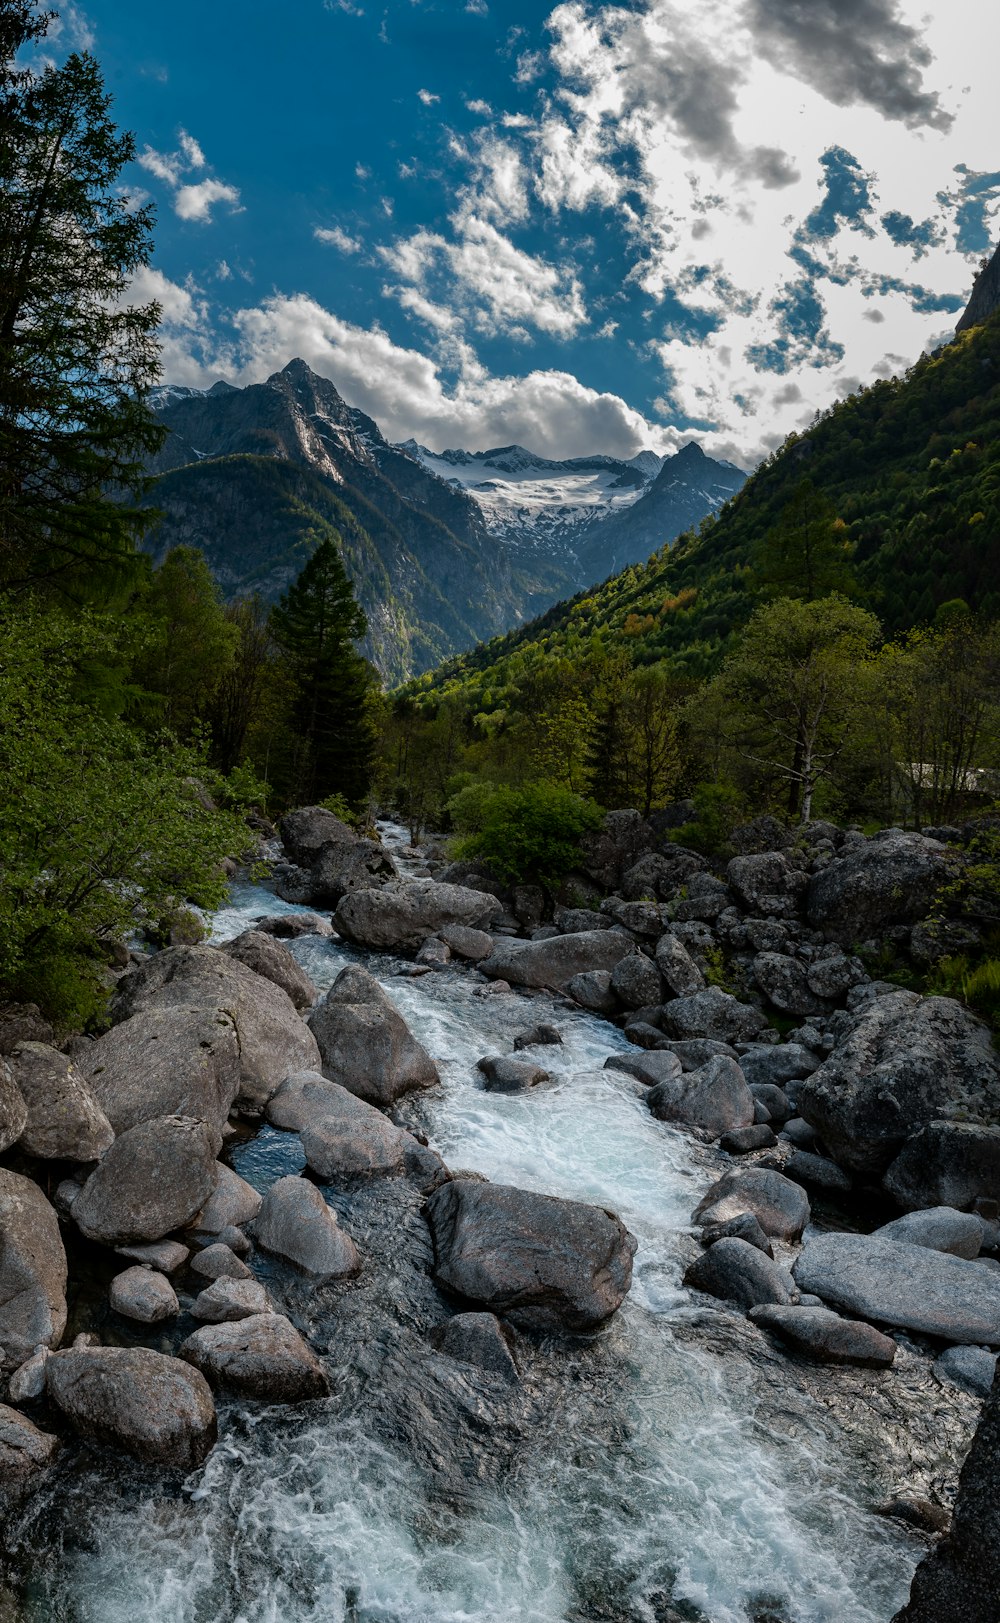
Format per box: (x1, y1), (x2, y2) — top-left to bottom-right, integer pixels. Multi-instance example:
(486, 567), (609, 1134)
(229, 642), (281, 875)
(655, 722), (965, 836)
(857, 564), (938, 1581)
(18, 825), (931, 1623)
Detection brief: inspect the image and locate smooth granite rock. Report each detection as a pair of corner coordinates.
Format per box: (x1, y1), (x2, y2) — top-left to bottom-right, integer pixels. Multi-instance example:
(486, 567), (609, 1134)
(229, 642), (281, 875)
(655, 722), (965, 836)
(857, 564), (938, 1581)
(793, 1232), (1000, 1344)
(46, 1346), (217, 1468)
(684, 1238), (794, 1311)
(749, 1304), (896, 1367)
(693, 1167), (810, 1243)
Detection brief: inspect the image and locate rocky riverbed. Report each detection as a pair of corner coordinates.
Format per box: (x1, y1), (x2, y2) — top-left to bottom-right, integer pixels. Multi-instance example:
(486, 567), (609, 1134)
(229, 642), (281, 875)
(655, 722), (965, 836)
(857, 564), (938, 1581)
(0, 809), (996, 1621)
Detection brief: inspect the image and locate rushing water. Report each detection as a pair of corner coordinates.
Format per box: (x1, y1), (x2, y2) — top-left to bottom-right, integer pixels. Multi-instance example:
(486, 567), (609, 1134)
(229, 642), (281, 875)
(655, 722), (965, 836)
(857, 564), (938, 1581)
(9, 826), (947, 1623)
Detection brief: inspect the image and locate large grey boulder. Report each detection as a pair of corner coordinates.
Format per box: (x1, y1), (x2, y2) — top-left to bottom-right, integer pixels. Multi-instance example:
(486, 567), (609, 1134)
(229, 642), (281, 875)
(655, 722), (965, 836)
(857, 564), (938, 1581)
(476, 1056), (550, 1093)
(438, 924), (494, 961)
(683, 1238), (794, 1311)
(180, 1312), (330, 1401)
(254, 911), (334, 940)
(72, 1116), (218, 1246)
(0, 1404), (58, 1505)
(884, 1122), (1000, 1212)
(0, 1170), (67, 1371)
(727, 852), (806, 917)
(8, 1042), (114, 1161)
(430, 1311), (519, 1382)
(660, 986), (768, 1044)
(0, 1059), (27, 1154)
(109, 1266), (179, 1323)
(565, 969), (618, 1014)
(752, 954), (830, 1018)
(578, 809), (653, 890)
(694, 1166), (810, 1242)
(221, 930), (316, 1011)
(280, 806), (397, 905)
(739, 1043), (822, 1088)
(253, 1176), (361, 1279)
(749, 1304), (896, 1367)
(654, 931), (705, 997)
(280, 805), (358, 868)
(605, 1050), (683, 1088)
(647, 1056), (754, 1141)
(46, 1346), (217, 1468)
(878, 1207), (985, 1259)
(334, 879), (501, 951)
(610, 953), (664, 1010)
(268, 1073), (409, 1177)
(186, 1163), (262, 1237)
(82, 1006), (241, 1148)
(308, 965), (439, 1106)
(478, 930), (633, 991)
(793, 1232), (1000, 1344)
(192, 1277), (272, 1322)
(797, 993), (1000, 1179)
(807, 831), (957, 945)
(424, 1179), (636, 1333)
(112, 946), (321, 1114)
(934, 1345), (997, 1399)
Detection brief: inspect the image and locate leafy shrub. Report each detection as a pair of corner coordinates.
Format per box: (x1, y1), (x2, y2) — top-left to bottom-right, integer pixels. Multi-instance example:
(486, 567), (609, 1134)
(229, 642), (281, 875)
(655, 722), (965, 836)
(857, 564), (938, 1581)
(445, 779), (499, 834)
(671, 782), (746, 856)
(453, 781), (604, 888)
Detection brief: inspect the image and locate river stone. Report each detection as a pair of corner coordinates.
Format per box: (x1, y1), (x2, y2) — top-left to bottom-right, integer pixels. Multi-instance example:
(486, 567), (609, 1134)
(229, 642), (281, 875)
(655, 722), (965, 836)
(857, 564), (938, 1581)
(883, 1121), (1000, 1212)
(684, 1238), (794, 1311)
(46, 1346), (217, 1469)
(222, 930), (317, 1012)
(648, 1056), (755, 1141)
(82, 1006), (241, 1149)
(749, 1305), (897, 1367)
(738, 1043), (822, 1088)
(878, 1208), (985, 1260)
(280, 805), (359, 867)
(749, 1083), (791, 1124)
(513, 1024), (563, 1050)
(610, 953), (664, 1010)
(253, 1176), (361, 1280)
(438, 924), (494, 961)
(424, 1179), (636, 1333)
(9, 1345), (48, 1402)
(660, 986), (768, 1044)
(657, 1038), (739, 1071)
(308, 965), (439, 1107)
(189, 1243), (253, 1281)
(0, 1404), (58, 1504)
(271, 1076), (409, 1178)
(693, 1167), (810, 1242)
(699, 1213), (774, 1257)
(797, 992), (1000, 1179)
(334, 879), (501, 952)
(0, 1060), (27, 1155)
(6, 1042), (113, 1162)
(478, 930), (633, 991)
(187, 1163), (262, 1237)
(109, 1266), (179, 1324)
(934, 1345), (997, 1399)
(180, 1313), (330, 1402)
(793, 1232), (1000, 1344)
(727, 852), (806, 917)
(73, 1116), (218, 1246)
(605, 1050), (683, 1088)
(254, 911), (334, 940)
(783, 1150), (853, 1195)
(565, 969), (619, 1014)
(654, 932), (705, 997)
(807, 831), (956, 945)
(111, 945), (321, 1114)
(192, 1277), (272, 1323)
(310, 834), (397, 906)
(416, 937), (451, 968)
(430, 1312), (519, 1382)
(477, 1056), (550, 1093)
(720, 1124), (778, 1154)
(115, 1239), (190, 1274)
(752, 954), (829, 1018)
(0, 1170), (68, 1371)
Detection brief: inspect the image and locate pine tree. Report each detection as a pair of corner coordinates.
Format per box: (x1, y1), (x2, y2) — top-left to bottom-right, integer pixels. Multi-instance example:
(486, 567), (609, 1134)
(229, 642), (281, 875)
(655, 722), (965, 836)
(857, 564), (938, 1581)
(270, 534), (376, 807)
(753, 479), (858, 601)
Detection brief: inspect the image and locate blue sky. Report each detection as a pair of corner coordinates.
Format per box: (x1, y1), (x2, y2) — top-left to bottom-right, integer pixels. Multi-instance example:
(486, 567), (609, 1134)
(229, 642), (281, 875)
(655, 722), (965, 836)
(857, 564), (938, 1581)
(58, 0), (1000, 464)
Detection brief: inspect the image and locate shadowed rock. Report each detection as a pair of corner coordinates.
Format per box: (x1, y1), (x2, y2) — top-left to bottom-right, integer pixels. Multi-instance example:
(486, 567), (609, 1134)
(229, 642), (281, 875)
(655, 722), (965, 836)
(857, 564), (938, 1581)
(222, 929), (317, 1011)
(808, 831), (957, 945)
(46, 1346), (217, 1469)
(72, 1116), (218, 1246)
(253, 1176), (361, 1279)
(8, 1043), (113, 1161)
(648, 1055), (755, 1141)
(479, 930), (633, 991)
(0, 1170), (67, 1372)
(684, 1238), (793, 1311)
(749, 1304), (896, 1367)
(82, 1006), (241, 1148)
(0, 1404), (58, 1506)
(308, 965), (439, 1107)
(334, 879), (501, 951)
(180, 1312), (330, 1402)
(693, 1167), (810, 1242)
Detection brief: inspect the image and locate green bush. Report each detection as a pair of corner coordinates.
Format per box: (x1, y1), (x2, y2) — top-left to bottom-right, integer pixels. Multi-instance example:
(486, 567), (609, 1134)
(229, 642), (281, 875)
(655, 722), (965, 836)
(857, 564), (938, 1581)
(445, 779), (499, 834)
(453, 781), (604, 888)
(671, 782), (746, 856)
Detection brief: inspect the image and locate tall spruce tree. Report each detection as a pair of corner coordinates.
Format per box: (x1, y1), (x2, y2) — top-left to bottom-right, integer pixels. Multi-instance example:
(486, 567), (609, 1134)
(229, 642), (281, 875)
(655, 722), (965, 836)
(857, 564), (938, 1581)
(753, 479), (857, 602)
(270, 535), (376, 807)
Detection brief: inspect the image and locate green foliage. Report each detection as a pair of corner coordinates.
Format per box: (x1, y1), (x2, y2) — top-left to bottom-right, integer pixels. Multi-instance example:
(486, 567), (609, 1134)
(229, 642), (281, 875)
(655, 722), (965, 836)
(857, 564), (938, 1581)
(445, 779), (500, 834)
(453, 782), (604, 888)
(671, 782), (747, 856)
(320, 791), (360, 828)
(753, 479), (858, 600)
(135, 546), (236, 736)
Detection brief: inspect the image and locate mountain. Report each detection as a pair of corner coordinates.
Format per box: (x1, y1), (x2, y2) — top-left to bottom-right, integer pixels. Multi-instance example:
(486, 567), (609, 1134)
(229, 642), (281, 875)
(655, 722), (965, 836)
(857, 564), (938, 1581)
(956, 238), (1000, 335)
(574, 442), (747, 582)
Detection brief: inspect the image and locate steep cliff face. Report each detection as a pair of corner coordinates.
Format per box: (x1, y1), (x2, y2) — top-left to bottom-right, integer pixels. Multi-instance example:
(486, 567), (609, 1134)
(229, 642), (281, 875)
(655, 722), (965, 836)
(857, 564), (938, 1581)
(956, 241), (1000, 334)
(574, 442), (746, 583)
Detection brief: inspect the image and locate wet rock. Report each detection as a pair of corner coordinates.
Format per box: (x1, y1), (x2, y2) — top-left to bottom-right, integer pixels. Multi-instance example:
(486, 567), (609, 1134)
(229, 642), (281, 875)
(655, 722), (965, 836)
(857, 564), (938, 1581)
(430, 1312), (519, 1383)
(221, 929), (317, 1011)
(254, 911), (334, 940)
(253, 1176), (361, 1280)
(793, 1233), (1000, 1344)
(657, 1038), (739, 1070)
(192, 1277), (272, 1323)
(512, 1024), (563, 1050)
(9, 1346), (48, 1402)
(807, 831), (957, 945)
(187, 1163), (262, 1237)
(684, 1237), (794, 1311)
(0, 1170), (68, 1371)
(720, 1124), (778, 1154)
(438, 924), (494, 961)
(752, 953), (830, 1018)
(479, 930), (633, 991)
(46, 1346), (217, 1469)
(693, 1167), (810, 1243)
(416, 937), (451, 968)
(878, 1208), (985, 1260)
(781, 1117), (817, 1149)
(82, 1006), (241, 1148)
(189, 1243), (253, 1281)
(749, 1083), (791, 1123)
(797, 992), (1000, 1179)
(738, 1043), (822, 1088)
(934, 1345), (997, 1399)
(610, 953), (664, 1010)
(72, 1116), (218, 1246)
(749, 1305), (897, 1367)
(424, 1179), (636, 1333)
(565, 969), (619, 1014)
(180, 1313), (330, 1402)
(8, 1042), (114, 1161)
(648, 1056), (755, 1141)
(271, 1076), (409, 1178)
(699, 1213), (774, 1257)
(0, 1059), (27, 1155)
(727, 852), (806, 917)
(215, 1223), (252, 1258)
(115, 1239), (190, 1274)
(623, 1022), (668, 1050)
(109, 1266), (179, 1324)
(308, 965), (439, 1107)
(660, 986), (768, 1045)
(477, 1055), (550, 1093)
(605, 1050), (683, 1088)
(884, 1121), (1000, 1212)
(783, 1150), (853, 1195)
(0, 1404), (58, 1504)
(334, 879), (501, 952)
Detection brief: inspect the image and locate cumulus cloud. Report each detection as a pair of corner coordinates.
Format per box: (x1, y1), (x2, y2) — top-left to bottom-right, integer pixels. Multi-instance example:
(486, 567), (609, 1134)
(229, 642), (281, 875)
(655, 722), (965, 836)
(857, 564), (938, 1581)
(174, 178), (242, 223)
(315, 225), (363, 253)
(417, 88), (440, 106)
(137, 131), (241, 223)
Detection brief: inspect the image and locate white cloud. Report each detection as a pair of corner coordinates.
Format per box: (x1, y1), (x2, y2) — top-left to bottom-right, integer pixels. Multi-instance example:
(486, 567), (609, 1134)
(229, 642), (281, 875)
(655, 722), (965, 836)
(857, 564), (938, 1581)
(174, 178), (242, 223)
(137, 130), (241, 224)
(315, 225), (363, 254)
(48, 3), (96, 53)
(466, 0), (488, 13)
(417, 88), (440, 106)
(465, 98), (493, 116)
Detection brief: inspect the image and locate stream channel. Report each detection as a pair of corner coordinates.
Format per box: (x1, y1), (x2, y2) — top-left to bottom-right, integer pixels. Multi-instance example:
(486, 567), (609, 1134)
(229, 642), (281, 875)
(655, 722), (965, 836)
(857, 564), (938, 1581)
(7, 824), (967, 1623)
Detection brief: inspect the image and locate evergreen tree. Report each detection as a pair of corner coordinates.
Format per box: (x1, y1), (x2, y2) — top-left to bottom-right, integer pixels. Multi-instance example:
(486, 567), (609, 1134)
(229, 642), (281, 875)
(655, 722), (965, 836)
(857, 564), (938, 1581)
(0, 3), (163, 593)
(270, 534), (376, 806)
(753, 480), (857, 601)
(136, 546), (236, 736)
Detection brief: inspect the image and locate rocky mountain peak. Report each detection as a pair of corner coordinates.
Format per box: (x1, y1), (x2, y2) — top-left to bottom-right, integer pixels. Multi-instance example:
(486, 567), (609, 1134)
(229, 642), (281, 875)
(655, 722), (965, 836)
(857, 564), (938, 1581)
(956, 240), (1000, 335)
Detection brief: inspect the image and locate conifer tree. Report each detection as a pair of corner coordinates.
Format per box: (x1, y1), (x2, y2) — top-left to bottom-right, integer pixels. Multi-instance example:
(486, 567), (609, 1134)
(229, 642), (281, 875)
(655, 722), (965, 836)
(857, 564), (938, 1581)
(753, 479), (857, 602)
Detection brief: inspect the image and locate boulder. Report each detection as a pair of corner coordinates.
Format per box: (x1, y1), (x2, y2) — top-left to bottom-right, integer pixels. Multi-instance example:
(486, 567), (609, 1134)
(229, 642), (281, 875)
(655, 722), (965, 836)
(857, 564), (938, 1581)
(309, 835), (397, 906)
(727, 852), (806, 917)
(253, 1176), (361, 1280)
(221, 930), (316, 1011)
(565, 969), (619, 1014)
(601, 899), (664, 938)
(748, 1083), (791, 1124)
(797, 992), (1000, 1178)
(605, 1051), (683, 1089)
(476, 1056), (550, 1093)
(878, 1207), (985, 1260)
(578, 809), (653, 890)
(82, 1006), (241, 1148)
(513, 1024), (563, 1050)
(793, 1233), (1000, 1344)
(720, 1124), (778, 1154)
(752, 954), (830, 1019)
(693, 1167), (810, 1242)
(730, 816), (795, 855)
(0, 1059), (27, 1154)
(416, 937), (451, 968)
(115, 1239), (190, 1274)
(807, 831), (957, 945)
(8, 1042), (114, 1161)
(699, 1213), (774, 1257)
(269, 1075), (409, 1178)
(806, 954), (866, 1000)
(46, 1346), (217, 1469)
(783, 1150), (853, 1195)
(0, 1171), (67, 1372)
(334, 879), (501, 951)
(192, 1277), (272, 1323)
(683, 1238), (794, 1311)
(8, 1348), (49, 1402)
(109, 1266), (179, 1324)
(654, 932), (705, 997)
(430, 1312), (519, 1382)
(190, 1243), (253, 1281)
(739, 1043), (821, 1088)
(254, 911), (334, 940)
(72, 1116), (218, 1246)
(280, 805), (357, 868)
(933, 1345), (997, 1399)
(621, 850), (706, 902)
(186, 1163), (262, 1237)
(648, 1056), (755, 1141)
(478, 930), (633, 991)
(111, 946), (321, 1114)
(424, 1179), (636, 1333)
(657, 1038), (739, 1071)
(884, 1122), (1000, 1212)
(610, 953), (664, 1010)
(438, 924), (494, 961)
(749, 1305), (896, 1367)
(180, 1313), (330, 1402)
(660, 986), (768, 1045)
(0, 1404), (58, 1504)
(308, 965), (439, 1106)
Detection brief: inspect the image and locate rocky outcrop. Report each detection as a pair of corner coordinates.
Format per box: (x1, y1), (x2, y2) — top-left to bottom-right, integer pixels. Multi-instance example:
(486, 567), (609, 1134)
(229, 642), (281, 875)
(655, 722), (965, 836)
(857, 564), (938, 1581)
(46, 1346), (217, 1468)
(424, 1179), (636, 1332)
(279, 806), (397, 905)
(0, 1404), (59, 1505)
(308, 965), (439, 1106)
(82, 1006), (241, 1147)
(0, 1170), (68, 1371)
(478, 930), (633, 990)
(253, 1176), (361, 1279)
(793, 1233), (1000, 1344)
(647, 1055), (754, 1140)
(180, 1312), (330, 1401)
(8, 1043), (114, 1161)
(72, 1116), (218, 1246)
(807, 831), (956, 945)
(884, 1122), (1000, 1212)
(221, 930), (317, 1011)
(334, 879), (501, 951)
(267, 1072), (409, 1177)
(955, 238), (1000, 334)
